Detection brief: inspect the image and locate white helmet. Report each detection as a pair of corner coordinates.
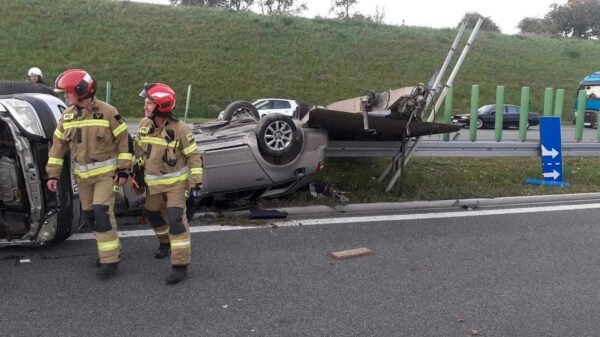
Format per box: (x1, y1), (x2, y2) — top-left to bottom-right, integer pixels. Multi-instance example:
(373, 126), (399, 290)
(28, 67), (43, 77)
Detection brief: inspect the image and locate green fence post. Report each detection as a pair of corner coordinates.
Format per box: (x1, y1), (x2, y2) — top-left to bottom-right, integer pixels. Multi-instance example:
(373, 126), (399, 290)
(554, 89), (564, 118)
(543, 88), (553, 117)
(443, 85), (453, 142)
(106, 81), (111, 105)
(495, 86), (504, 142)
(519, 86), (530, 142)
(184, 84), (192, 122)
(597, 112), (600, 142)
(575, 89), (586, 141)
(469, 85), (479, 142)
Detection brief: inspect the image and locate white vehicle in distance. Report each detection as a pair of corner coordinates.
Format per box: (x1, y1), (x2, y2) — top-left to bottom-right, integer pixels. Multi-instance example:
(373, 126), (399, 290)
(218, 98), (299, 121)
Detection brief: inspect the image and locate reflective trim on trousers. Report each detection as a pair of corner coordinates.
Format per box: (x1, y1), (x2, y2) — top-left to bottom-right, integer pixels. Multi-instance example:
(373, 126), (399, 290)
(170, 239), (191, 250)
(97, 238), (121, 252)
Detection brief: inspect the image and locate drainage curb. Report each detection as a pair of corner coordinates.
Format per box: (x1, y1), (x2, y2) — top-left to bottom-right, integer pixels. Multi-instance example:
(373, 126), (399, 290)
(209, 192), (600, 218)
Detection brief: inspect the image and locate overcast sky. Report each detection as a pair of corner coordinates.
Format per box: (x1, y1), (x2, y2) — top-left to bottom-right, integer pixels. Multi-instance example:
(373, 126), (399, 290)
(131, 0), (567, 34)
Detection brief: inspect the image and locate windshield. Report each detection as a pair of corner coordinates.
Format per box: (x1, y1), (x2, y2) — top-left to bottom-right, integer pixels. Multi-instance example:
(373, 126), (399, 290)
(583, 85), (600, 100)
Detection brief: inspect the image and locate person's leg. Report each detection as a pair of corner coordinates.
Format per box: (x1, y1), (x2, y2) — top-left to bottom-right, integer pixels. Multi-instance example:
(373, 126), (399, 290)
(143, 193), (170, 258)
(92, 176), (120, 279)
(164, 184), (191, 284)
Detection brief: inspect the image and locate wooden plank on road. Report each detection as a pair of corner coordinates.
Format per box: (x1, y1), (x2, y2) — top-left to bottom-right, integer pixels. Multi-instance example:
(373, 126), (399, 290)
(329, 247), (373, 260)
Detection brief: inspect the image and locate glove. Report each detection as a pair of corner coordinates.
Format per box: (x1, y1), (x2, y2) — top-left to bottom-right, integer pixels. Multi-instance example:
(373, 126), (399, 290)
(131, 164), (145, 194)
(190, 183), (200, 195)
(116, 169), (128, 180)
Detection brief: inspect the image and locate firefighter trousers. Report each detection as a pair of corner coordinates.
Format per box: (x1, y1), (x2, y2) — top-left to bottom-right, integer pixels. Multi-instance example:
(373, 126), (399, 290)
(143, 183), (191, 266)
(78, 175), (120, 264)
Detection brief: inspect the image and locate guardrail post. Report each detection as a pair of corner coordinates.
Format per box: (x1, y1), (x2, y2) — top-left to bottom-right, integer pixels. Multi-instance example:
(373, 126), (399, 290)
(469, 85), (479, 142)
(543, 88), (553, 117)
(596, 112), (600, 142)
(575, 90), (586, 141)
(519, 86), (530, 142)
(106, 81), (112, 105)
(184, 84), (192, 122)
(443, 85), (453, 142)
(495, 86), (504, 142)
(554, 89), (564, 118)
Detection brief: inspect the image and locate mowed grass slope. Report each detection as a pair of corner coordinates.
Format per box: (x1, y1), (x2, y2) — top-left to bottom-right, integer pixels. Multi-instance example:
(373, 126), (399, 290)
(1, 0), (599, 118)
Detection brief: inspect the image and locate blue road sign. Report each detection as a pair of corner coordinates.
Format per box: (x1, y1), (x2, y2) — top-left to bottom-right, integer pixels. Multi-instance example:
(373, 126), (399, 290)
(525, 116), (569, 187)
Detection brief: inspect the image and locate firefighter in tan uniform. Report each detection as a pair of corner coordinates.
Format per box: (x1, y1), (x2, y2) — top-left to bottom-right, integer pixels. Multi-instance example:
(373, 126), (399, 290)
(133, 83), (202, 284)
(46, 69), (131, 279)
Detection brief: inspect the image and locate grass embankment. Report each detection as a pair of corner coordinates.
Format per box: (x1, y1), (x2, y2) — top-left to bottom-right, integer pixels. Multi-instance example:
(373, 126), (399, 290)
(1, 0), (599, 119)
(4, 0), (599, 205)
(258, 157), (600, 207)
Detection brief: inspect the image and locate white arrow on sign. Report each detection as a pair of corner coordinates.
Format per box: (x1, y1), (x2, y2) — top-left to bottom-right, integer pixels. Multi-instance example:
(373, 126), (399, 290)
(543, 169), (560, 180)
(541, 145), (559, 159)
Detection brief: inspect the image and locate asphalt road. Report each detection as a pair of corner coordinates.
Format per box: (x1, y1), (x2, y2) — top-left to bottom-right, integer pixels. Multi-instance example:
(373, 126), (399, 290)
(3, 204), (600, 336)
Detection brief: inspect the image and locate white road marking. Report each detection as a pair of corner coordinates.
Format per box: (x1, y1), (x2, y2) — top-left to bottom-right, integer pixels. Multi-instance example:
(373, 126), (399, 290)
(67, 202), (600, 241)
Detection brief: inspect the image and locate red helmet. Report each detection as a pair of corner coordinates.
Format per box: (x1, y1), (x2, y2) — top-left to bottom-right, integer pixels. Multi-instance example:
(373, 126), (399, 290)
(55, 69), (97, 99)
(139, 83), (176, 115)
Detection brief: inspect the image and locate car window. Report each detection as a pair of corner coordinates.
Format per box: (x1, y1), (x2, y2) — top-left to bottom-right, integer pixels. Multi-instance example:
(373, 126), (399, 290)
(505, 106), (519, 113)
(478, 105), (494, 114)
(254, 100), (271, 110)
(272, 100), (291, 109)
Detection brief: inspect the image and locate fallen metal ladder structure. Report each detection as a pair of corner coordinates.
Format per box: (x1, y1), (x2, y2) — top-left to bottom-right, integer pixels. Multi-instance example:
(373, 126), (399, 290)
(378, 18), (484, 192)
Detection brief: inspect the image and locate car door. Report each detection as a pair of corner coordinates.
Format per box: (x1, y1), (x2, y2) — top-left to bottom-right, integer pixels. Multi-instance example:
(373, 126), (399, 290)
(504, 105), (520, 127)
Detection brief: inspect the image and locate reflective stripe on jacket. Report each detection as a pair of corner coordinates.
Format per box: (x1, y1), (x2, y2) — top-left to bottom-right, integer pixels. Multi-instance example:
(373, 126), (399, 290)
(46, 99), (132, 180)
(133, 117), (202, 194)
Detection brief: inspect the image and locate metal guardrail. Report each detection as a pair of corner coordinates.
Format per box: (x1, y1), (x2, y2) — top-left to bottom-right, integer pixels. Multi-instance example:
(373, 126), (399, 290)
(326, 140), (600, 158)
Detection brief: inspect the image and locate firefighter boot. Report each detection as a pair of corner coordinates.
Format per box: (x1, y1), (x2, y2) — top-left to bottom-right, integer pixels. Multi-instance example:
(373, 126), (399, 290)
(165, 265), (187, 285)
(96, 262), (119, 280)
(155, 243), (171, 259)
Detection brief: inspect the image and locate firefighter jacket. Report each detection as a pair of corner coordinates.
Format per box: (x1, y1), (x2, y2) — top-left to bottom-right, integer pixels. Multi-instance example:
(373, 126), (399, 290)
(46, 99), (132, 180)
(134, 117), (203, 195)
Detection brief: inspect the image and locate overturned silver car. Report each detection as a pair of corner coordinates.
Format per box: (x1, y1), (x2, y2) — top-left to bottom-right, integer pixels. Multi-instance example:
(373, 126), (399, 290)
(0, 95), (328, 247)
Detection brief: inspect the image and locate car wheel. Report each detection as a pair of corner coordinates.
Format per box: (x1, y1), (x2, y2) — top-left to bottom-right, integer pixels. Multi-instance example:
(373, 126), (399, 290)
(52, 153), (79, 243)
(256, 113), (299, 157)
(476, 118), (484, 129)
(0, 81), (56, 96)
(222, 101), (259, 122)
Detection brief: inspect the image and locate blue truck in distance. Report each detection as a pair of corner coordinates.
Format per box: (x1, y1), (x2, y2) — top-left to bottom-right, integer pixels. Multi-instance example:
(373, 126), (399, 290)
(574, 71), (600, 128)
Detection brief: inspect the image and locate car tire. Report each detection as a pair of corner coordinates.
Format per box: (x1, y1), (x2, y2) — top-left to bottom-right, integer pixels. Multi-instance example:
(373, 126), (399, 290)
(52, 153), (78, 243)
(222, 101), (259, 122)
(0, 81), (56, 96)
(256, 113), (299, 157)
(476, 118), (484, 129)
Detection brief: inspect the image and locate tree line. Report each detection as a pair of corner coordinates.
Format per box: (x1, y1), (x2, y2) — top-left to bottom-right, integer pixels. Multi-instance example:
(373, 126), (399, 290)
(170, 0), (600, 39)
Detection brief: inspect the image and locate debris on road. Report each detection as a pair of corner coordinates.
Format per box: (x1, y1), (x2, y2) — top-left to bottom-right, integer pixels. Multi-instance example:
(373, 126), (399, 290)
(329, 247), (373, 260)
(310, 182), (349, 203)
(468, 329), (478, 336)
(248, 209), (288, 220)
